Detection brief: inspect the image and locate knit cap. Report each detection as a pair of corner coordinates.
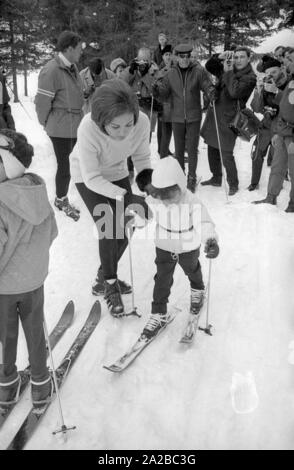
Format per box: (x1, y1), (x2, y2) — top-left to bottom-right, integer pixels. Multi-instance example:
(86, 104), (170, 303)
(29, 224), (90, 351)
(0, 129), (33, 179)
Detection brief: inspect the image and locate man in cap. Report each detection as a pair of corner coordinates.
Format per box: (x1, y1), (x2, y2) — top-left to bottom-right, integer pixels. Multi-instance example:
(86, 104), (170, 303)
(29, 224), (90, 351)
(153, 43), (215, 192)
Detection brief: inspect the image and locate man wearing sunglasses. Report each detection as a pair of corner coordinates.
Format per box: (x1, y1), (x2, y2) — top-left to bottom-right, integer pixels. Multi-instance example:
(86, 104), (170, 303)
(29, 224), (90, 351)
(153, 43), (215, 192)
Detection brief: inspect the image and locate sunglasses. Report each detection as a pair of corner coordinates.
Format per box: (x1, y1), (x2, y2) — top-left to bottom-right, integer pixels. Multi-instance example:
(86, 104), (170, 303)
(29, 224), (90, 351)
(177, 53), (191, 59)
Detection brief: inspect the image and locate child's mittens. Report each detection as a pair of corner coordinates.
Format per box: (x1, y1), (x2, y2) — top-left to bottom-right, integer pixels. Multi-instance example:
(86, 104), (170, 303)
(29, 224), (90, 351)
(204, 238), (219, 258)
(136, 168), (153, 194)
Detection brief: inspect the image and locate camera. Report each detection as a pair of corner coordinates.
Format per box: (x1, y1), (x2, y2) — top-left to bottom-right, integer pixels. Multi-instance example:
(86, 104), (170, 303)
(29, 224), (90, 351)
(263, 75), (274, 84)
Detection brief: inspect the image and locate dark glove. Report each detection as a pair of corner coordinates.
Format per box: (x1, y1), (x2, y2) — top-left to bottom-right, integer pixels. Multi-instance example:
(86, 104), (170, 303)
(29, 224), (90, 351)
(124, 193), (151, 220)
(129, 59), (138, 75)
(136, 168), (153, 194)
(204, 238), (219, 259)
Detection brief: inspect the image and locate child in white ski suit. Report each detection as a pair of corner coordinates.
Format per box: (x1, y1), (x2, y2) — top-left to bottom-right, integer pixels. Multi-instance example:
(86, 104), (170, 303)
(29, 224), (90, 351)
(135, 156), (219, 338)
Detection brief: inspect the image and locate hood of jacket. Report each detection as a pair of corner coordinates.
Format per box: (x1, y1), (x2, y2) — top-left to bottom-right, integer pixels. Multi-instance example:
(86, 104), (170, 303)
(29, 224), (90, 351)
(152, 156), (187, 191)
(0, 173), (51, 225)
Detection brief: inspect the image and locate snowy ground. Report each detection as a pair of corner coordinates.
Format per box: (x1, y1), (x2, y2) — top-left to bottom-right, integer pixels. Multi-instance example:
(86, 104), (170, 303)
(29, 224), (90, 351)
(0, 73), (294, 450)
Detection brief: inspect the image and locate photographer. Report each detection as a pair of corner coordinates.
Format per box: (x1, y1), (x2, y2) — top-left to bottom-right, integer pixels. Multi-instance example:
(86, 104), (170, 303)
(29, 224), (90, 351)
(249, 57), (289, 190)
(80, 57), (115, 114)
(200, 47), (256, 195)
(121, 47), (160, 133)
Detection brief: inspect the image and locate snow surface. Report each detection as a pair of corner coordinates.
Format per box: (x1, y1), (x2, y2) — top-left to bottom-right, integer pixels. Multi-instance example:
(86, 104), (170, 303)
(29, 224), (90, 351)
(0, 72), (294, 451)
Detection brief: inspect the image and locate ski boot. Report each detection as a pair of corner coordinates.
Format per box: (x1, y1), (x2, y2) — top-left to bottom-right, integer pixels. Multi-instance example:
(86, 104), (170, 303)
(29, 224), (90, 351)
(253, 194), (277, 205)
(190, 288), (205, 315)
(187, 174), (197, 193)
(31, 375), (54, 414)
(247, 183), (259, 191)
(285, 201), (294, 213)
(92, 270), (132, 296)
(142, 313), (169, 339)
(228, 186), (238, 196)
(54, 196), (80, 221)
(201, 177), (222, 187)
(0, 375), (21, 410)
(104, 280), (125, 317)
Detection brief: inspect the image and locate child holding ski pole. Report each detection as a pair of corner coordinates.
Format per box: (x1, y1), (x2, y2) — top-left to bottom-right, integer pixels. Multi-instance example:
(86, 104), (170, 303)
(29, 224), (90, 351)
(135, 156), (219, 338)
(0, 129), (58, 410)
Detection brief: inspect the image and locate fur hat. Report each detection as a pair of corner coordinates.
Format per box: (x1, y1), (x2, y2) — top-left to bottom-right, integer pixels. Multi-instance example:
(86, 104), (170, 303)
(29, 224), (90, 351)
(262, 57), (282, 72)
(256, 54), (281, 73)
(0, 129), (33, 179)
(110, 58), (127, 73)
(161, 45), (172, 55)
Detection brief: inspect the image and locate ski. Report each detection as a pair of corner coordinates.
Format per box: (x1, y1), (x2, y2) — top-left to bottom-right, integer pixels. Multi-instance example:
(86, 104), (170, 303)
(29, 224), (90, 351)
(0, 301), (74, 429)
(103, 308), (179, 373)
(179, 313), (202, 344)
(7, 301), (101, 450)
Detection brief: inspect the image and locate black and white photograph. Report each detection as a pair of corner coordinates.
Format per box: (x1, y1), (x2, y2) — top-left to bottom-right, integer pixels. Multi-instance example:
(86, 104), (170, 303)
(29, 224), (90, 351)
(0, 0), (294, 452)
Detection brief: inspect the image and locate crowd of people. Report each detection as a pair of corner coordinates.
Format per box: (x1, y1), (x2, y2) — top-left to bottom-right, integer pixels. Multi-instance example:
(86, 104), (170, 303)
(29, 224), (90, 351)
(0, 29), (293, 410)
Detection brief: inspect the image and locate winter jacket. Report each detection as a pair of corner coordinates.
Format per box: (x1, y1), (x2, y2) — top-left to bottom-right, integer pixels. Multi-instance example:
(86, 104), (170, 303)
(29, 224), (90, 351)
(121, 66), (160, 130)
(156, 62), (175, 122)
(79, 66), (115, 114)
(35, 55), (84, 138)
(70, 111), (152, 200)
(276, 79), (294, 137)
(154, 62), (215, 123)
(0, 72), (15, 130)
(0, 174), (58, 294)
(201, 63), (256, 152)
(146, 157), (217, 254)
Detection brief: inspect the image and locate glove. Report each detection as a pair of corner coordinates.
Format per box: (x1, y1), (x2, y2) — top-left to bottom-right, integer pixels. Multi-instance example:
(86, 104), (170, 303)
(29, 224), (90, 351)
(129, 59), (138, 75)
(204, 238), (219, 259)
(136, 168), (153, 193)
(124, 193), (151, 220)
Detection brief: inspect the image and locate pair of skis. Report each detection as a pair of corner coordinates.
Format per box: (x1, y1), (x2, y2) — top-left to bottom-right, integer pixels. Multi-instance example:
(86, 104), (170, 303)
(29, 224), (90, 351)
(103, 304), (212, 373)
(3, 300), (101, 450)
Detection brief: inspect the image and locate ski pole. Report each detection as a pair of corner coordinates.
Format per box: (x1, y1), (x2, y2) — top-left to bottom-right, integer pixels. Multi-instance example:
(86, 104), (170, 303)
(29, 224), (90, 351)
(43, 316), (76, 436)
(149, 94), (154, 143)
(199, 258), (213, 336)
(123, 224), (141, 318)
(212, 101), (230, 204)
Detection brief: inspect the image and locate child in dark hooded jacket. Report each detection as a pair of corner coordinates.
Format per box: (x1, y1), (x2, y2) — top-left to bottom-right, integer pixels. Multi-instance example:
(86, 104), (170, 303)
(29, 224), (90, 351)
(0, 129), (58, 410)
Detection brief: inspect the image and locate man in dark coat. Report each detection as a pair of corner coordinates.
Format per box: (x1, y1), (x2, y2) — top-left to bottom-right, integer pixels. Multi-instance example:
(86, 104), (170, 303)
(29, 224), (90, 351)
(201, 47), (256, 195)
(153, 43), (215, 193)
(0, 71), (15, 130)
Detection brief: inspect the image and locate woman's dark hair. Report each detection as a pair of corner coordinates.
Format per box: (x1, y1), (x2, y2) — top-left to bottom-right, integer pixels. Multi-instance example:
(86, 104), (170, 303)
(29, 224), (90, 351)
(91, 79), (139, 133)
(56, 31), (81, 52)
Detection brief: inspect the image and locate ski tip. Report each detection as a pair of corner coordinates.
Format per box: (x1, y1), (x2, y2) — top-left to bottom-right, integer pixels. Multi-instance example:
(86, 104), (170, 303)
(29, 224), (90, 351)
(103, 365), (121, 373)
(179, 338), (193, 344)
